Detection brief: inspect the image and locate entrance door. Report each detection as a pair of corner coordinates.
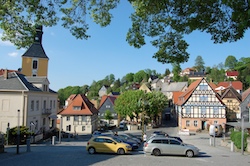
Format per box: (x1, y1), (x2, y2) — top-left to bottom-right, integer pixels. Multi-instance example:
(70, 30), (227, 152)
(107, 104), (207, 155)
(201, 121), (206, 130)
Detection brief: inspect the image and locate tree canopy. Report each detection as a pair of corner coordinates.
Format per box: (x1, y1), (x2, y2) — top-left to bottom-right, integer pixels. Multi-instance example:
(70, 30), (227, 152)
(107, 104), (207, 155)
(194, 55), (205, 72)
(225, 55), (238, 70)
(1, 0), (249, 64)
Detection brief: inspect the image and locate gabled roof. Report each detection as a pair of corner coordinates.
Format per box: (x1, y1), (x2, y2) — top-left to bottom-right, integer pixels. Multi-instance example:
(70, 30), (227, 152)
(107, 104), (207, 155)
(60, 94), (98, 115)
(164, 82), (188, 92)
(217, 81), (242, 91)
(220, 86), (242, 102)
(0, 72), (42, 91)
(226, 71), (239, 76)
(172, 91), (184, 105)
(151, 78), (160, 84)
(176, 79), (202, 106)
(242, 87), (250, 101)
(99, 95), (117, 109)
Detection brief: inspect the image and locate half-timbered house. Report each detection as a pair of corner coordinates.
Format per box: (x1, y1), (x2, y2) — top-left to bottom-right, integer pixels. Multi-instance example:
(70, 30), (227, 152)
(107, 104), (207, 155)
(175, 78), (226, 132)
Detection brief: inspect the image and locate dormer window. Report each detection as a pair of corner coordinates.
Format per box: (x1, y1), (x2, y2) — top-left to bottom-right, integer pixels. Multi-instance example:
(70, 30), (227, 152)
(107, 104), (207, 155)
(73, 106), (81, 110)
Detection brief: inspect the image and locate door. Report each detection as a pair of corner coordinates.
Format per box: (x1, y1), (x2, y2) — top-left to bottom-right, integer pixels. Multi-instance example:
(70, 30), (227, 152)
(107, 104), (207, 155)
(168, 139), (184, 155)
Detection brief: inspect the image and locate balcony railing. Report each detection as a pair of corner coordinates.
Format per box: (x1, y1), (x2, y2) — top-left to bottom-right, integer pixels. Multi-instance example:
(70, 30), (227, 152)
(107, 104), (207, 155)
(42, 108), (52, 115)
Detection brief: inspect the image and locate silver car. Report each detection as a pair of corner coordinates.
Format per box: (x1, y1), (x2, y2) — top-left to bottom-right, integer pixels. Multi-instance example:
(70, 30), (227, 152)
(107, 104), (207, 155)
(144, 137), (199, 157)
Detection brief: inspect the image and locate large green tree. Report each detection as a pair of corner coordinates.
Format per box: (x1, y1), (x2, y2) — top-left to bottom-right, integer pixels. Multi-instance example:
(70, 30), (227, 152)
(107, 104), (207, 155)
(1, 0), (249, 64)
(114, 90), (144, 121)
(225, 55), (238, 70)
(194, 55), (205, 72)
(172, 63), (181, 82)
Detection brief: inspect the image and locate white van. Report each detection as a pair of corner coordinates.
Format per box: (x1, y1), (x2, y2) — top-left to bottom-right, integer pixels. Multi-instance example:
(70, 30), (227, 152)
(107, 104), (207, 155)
(209, 124), (223, 137)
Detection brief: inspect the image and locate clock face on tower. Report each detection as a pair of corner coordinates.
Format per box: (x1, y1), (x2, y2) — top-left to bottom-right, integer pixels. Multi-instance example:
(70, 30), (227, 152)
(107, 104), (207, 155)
(35, 37), (39, 41)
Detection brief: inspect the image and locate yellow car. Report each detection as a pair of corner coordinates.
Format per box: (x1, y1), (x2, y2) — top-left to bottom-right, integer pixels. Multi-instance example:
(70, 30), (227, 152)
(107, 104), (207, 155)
(86, 136), (132, 155)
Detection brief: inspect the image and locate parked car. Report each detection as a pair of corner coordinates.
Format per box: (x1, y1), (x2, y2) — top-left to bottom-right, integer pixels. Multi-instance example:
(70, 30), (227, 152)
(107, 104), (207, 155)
(118, 133), (141, 144)
(92, 131), (102, 137)
(149, 134), (183, 143)
(144, 137), (199, 157)
(86, 136), (132, 155)
(126, 133), (143, 143)
(113, 136), (139, 150)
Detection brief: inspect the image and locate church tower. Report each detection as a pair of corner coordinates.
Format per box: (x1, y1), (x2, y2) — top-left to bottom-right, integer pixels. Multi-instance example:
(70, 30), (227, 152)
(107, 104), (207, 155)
(21, 25), (49, 77)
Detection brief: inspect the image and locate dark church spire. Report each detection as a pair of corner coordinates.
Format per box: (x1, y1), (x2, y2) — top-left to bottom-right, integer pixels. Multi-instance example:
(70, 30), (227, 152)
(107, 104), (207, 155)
(34, 25), (43, 44)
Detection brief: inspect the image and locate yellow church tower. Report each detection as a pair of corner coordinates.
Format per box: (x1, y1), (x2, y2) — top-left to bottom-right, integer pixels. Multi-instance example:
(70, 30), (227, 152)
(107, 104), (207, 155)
(21, 26), (49, 77)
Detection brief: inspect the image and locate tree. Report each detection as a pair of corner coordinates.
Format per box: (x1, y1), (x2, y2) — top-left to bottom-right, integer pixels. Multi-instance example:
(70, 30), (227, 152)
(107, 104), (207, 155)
(1, 1), (249, 64)
(206, 65), (225, 83)
(225, 55), (238, 70)
(114, 90), (144, 121)
(235, 57), (250, 90)
(133, 70), (148, 83)
(194, 55), (205, 72)
(172, 63), (181, 82)
(164, 68), (171, 76)
(146, 91), (168, 124)
(104, 110), (113, 124)
(125, 73), (134, 83)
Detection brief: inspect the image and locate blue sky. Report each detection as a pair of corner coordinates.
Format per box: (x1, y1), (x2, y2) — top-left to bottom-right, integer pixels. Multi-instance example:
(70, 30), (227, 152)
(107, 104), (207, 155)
(0, 1), (250, 91)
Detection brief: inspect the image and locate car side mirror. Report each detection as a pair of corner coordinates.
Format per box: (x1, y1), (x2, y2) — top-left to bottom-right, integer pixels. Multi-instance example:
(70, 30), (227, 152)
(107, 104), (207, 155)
(113, 142), (117, 145)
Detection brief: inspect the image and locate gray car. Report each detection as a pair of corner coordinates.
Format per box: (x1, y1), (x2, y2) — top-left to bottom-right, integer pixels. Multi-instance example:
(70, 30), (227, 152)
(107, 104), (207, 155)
(143, 137), (199, 157)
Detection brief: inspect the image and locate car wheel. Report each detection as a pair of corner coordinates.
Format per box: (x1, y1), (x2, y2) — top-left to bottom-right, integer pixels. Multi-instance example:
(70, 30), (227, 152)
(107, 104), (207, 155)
(88, 147), (95, 154)
(186, 150), (194, 158)
(152, 148), (161, 156)
(117, 148), (125, 155)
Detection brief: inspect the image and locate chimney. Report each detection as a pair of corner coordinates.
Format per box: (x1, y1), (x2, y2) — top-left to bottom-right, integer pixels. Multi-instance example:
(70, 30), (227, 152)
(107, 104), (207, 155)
(3, 69), (8, 79)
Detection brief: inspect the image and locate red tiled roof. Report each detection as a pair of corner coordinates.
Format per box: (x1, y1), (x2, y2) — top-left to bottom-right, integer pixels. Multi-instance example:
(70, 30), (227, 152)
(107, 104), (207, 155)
(0, 69), (18, 75)
(226, 71), (239, 76)
(59, 94), (98, 115)
(217, 81), (242, 90)
(172, 91), (183, 104)
(176, 79), (202, 105)
(242, 87), (250, 101)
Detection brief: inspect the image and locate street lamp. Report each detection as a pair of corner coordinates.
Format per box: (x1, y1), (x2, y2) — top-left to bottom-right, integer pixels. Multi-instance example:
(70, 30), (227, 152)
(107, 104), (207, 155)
(17, 109), (20, 154)
(241, 111), (248, 155)
(138, 96), (148, 141)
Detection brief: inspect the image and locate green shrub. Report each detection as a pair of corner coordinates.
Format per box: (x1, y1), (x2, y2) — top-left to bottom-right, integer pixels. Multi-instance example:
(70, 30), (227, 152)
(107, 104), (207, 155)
(6, 126), (32, 145)
(230, 131), (248, 150)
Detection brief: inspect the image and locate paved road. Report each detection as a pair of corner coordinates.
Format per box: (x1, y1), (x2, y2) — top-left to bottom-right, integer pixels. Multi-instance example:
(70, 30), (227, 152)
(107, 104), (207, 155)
(1, 114), (250, 166)
(1, 128), (250, 166)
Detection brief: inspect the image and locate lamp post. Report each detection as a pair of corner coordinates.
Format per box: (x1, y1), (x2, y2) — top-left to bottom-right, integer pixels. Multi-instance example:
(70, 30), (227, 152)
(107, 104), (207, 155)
(59, 116), (62, 143)
(17, 109), (20, 154)
(241, 112), (247, 155)
(138, 95), (148, 141)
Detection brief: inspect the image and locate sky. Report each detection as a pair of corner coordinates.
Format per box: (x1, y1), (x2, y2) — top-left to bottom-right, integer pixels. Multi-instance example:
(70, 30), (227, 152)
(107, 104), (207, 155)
(1, 1), (250, 91)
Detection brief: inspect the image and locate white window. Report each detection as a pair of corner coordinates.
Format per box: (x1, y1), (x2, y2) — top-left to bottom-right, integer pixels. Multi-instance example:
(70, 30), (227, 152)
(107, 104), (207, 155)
(50, 100), (52, 109)
(36, 100), (39, 111)
(186, 107), (191, 114)
(53, 100), (56, 109)
(74, 116), (79, 121)
(201, 107), (206, 115)
(66, 125), (71, 131)
(82, 126), (86, 131)
(106, 105), (110, 108)
(213, 107), (219, 115)
(31, 100), (34, 111)
(186, 120), (190, 127)
(66, 116), (70, 121)
(194, 120), (198, 127)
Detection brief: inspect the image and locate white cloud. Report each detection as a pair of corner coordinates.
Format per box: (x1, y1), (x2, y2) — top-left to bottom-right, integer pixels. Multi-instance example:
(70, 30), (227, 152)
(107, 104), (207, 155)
(8, 52), (18, 57)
